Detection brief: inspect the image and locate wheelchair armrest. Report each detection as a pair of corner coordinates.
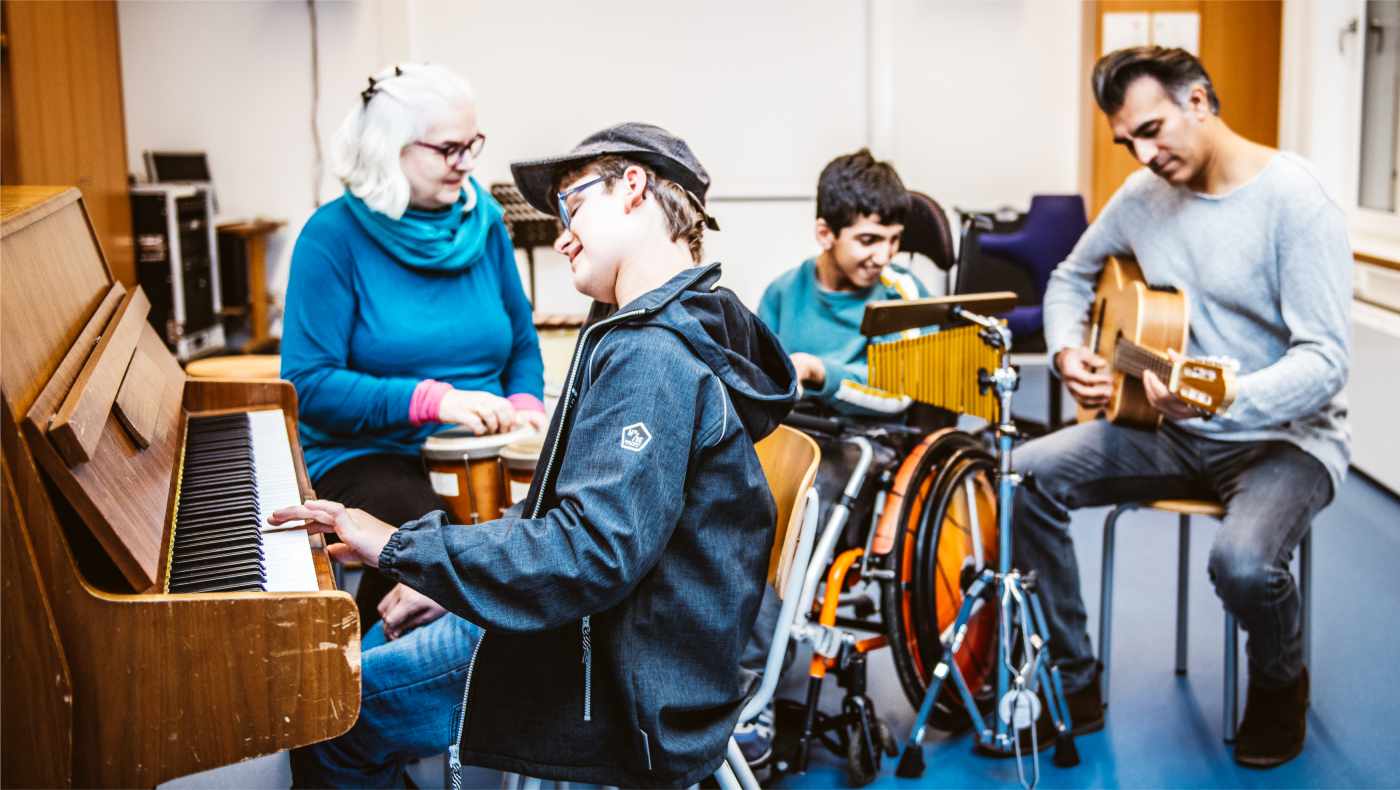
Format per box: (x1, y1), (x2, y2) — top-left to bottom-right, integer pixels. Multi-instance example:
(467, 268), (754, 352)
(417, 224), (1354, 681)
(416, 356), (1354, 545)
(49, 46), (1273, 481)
(783, 411), (845, 436)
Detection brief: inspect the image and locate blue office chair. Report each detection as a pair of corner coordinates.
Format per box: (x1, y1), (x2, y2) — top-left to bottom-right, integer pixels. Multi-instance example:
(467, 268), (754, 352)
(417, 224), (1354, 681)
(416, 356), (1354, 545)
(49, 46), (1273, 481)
(975, 194), (1089, 345)
(966, 195), (1088, 430)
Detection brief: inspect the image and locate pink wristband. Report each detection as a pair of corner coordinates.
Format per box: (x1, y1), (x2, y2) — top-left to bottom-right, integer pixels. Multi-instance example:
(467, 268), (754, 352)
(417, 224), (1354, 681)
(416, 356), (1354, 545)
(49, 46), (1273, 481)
(409, 380), (453, 425)
(507, 393), (546, 413)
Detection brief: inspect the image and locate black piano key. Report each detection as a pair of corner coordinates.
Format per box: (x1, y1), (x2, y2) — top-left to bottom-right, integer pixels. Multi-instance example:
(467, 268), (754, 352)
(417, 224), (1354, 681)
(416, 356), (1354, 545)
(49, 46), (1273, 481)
(179, 485), (259, 509)
(187, 417), (249, 432)
(168, 412), (278, 594)
(170, 554), (264, 579)
(176, 520), (261, 540)
(182, 457), (252, 475)
(175, 520), (261, 537)
(177, 499), (258, 518)
(188, 413), (248, 427)
(174, 527), (262, 550)
(174, 522), (261, 544)
(182, 455), (254, 475)
(178, 565), (266, 586)
(170, 560), (264, 585)
(180, 469), (257, 489)
(173, 542), (265, 565)
(170, 572), (266, 594)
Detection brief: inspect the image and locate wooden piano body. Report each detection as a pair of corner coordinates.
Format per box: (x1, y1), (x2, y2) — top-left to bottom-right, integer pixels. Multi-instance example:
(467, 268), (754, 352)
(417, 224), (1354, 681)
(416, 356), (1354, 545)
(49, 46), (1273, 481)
(1, 187), (360, 787)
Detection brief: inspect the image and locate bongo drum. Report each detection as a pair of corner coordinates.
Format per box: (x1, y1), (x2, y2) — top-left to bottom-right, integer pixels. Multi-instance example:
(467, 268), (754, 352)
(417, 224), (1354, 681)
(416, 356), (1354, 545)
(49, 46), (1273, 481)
(499, 433), (544, 505)
(421, 427), (534, 524)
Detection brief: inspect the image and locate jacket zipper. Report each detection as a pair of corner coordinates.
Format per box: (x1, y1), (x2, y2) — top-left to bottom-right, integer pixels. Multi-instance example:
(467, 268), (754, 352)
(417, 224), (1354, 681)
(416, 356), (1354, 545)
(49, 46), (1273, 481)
(448, 632), (486, 790)
(531, 308), (645, 723)
(448, 306), (648, 770)
(581, 617), (593, 721)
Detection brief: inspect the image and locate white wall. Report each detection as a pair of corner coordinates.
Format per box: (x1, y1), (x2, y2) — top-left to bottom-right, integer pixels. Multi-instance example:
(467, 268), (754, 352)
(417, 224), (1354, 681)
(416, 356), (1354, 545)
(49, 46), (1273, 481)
(118, 0), (1084, 318)
(887, 0), (1084, 210)
(119, 0), (402, 322)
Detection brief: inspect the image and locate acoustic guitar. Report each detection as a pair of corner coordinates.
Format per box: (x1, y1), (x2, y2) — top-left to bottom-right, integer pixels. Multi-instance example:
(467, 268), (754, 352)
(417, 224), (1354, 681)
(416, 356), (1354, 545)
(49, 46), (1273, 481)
(1077, 256), (1238, 429)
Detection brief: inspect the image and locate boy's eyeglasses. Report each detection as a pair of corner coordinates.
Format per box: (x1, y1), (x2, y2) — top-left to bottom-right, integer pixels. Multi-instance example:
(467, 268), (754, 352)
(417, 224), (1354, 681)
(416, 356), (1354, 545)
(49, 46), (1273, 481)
(412, 133), (487, 167)
(555, 175), (609, 230)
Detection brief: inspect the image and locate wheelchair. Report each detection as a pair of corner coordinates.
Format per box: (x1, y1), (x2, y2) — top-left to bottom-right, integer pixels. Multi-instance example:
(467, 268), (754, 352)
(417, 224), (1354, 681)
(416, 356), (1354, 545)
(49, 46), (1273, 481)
(765, 400), (1001, 786)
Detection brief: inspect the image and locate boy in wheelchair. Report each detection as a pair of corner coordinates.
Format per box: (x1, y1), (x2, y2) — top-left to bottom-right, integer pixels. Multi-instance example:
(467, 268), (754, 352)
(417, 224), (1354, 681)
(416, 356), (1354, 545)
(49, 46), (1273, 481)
(759, 148), (928, 418)
(759, 148), (954, 548)
(740, 151), (983, 784)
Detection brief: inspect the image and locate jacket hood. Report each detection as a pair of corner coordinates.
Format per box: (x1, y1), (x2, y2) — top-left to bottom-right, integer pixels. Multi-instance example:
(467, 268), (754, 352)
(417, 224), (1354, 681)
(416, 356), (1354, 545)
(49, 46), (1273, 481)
(611, 263), (798, 440)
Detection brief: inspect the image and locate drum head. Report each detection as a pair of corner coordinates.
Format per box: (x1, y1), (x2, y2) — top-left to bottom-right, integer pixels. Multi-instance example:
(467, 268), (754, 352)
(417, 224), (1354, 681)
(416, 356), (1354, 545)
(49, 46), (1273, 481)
(422, 427), (535, 461)
(499, 433), (545, 471)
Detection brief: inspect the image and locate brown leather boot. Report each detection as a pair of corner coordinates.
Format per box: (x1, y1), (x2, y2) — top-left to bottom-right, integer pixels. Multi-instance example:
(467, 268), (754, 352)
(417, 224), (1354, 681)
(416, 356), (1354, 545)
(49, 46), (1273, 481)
(1063, 663), (1106, 735)
(1235, 665), (1309, 768)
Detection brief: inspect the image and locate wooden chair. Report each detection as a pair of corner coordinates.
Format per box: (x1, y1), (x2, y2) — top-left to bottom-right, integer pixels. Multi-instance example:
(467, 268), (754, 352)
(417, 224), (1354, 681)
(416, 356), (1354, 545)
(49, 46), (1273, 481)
(1098, 498), (1312, 743)
(716, 425), (821, 790)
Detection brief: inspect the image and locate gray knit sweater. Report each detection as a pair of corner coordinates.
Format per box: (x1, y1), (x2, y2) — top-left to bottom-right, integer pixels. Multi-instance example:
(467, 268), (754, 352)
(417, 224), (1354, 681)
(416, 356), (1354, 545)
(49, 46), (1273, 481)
(1043, 153), (1352, 493)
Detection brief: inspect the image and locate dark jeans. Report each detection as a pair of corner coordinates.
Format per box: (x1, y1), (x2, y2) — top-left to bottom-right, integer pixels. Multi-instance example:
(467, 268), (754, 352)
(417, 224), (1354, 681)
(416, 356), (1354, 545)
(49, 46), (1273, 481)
(1012, 420), (1332, 693)
(314, 453), (449, 628)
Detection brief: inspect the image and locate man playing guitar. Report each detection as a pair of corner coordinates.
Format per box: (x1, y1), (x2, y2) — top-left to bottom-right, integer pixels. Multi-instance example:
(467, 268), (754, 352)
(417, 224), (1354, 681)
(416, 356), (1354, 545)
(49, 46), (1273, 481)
(1014, 46), (1351, 768)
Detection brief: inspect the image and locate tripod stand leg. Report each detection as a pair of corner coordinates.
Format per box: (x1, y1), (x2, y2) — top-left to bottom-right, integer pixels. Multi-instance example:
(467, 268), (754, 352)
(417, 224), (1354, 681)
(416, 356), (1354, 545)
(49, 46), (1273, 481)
(896, 660), (948, 779)
(897, 574), (996, 778)
(1026, 590), (1073, 733)
(1025, 587), (1081, 767)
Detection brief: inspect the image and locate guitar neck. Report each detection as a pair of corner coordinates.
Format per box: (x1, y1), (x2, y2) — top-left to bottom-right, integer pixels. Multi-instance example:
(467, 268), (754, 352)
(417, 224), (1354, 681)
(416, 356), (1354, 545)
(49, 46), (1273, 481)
(1113, 337), (1174, 383)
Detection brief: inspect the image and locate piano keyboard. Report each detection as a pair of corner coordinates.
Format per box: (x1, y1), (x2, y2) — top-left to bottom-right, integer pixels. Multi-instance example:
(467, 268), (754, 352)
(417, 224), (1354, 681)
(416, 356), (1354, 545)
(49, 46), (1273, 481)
(167, 409), (318, 593)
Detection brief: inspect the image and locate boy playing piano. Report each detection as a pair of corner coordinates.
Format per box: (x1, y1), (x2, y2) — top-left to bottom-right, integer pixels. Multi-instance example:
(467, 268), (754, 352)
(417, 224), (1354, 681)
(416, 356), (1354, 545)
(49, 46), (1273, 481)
(271, 123), (798, 788)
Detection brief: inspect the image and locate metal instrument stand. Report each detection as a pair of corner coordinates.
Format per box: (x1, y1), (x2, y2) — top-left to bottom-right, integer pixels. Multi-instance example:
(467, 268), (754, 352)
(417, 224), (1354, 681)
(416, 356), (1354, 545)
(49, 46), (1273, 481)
(895, 306), (1080, 784)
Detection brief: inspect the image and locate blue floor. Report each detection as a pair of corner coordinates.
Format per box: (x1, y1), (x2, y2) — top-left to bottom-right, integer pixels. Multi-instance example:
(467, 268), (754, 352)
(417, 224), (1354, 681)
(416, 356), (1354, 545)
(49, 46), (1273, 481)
(773, 468), (1400, 789)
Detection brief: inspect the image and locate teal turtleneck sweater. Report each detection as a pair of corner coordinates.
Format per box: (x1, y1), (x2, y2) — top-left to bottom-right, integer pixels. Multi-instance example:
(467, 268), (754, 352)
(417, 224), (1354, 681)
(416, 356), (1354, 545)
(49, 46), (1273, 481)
(281, 180), (543, 481)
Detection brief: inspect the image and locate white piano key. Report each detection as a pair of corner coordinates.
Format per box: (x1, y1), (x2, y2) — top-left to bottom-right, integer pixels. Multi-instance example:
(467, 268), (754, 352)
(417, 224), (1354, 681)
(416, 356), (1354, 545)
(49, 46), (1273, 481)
(261, 528), (320, 593)
(247, 409), (317, 593)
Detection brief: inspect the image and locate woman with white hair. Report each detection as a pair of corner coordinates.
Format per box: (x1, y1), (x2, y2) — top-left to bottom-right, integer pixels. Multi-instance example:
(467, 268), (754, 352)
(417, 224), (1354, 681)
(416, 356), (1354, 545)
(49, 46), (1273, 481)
(281, 63), (544, 641)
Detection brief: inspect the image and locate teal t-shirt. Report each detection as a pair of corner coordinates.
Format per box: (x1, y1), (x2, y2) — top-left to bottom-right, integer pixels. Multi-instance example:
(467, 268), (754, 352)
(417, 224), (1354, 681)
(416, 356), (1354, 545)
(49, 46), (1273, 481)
(757, 258), (929, 414)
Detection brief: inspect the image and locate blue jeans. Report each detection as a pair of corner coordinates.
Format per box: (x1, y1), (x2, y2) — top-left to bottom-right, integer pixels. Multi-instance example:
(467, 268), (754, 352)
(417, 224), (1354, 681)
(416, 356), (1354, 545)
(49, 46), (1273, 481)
(292, 613), (483, 788)
(1012, 420), (1332, 693)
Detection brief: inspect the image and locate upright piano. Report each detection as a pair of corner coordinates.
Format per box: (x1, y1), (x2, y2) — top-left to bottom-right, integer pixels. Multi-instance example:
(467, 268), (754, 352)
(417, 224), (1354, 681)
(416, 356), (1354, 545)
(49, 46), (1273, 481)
(0, 186), (360, 787)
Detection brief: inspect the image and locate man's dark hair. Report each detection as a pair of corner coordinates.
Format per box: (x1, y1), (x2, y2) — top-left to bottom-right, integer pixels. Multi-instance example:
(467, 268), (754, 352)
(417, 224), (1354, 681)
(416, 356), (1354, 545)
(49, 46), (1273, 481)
(816, 148), (909, 234)
(1092, 46), (1220, 116)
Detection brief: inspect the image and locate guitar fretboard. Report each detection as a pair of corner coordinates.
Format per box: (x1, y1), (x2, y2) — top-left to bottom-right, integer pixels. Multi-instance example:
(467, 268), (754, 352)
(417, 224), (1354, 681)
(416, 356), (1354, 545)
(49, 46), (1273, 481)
(1112, 336), (1174, 383)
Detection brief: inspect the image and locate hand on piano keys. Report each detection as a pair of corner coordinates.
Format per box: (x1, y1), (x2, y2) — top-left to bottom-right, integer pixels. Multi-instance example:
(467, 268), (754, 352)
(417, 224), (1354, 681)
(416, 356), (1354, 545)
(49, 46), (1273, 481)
(169, 409), (321, 593)
(269, 499), (398, 569)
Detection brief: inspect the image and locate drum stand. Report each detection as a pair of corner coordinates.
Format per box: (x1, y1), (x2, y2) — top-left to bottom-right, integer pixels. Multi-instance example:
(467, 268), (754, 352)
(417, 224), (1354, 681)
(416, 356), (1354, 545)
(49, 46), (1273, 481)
(896, 307), (1079, 785)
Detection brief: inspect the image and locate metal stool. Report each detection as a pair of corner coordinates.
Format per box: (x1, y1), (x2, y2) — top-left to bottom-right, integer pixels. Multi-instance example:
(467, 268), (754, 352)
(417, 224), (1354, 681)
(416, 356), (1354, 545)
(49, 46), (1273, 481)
(1098, 499), (1312, 743)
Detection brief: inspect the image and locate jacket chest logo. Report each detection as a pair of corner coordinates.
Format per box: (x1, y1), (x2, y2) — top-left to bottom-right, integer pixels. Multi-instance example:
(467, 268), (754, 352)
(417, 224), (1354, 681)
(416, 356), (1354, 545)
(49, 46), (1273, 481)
(620, 423), (652, 452)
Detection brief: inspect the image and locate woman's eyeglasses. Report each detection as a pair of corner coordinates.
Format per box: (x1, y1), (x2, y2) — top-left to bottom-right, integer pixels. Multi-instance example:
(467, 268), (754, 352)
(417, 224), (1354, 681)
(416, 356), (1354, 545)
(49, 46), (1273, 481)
(412, 133), (487, 167)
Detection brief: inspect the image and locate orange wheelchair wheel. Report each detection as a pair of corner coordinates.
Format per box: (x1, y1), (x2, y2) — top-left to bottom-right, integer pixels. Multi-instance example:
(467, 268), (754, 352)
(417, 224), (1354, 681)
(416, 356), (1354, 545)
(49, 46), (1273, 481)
(878, 430), (1000, 730)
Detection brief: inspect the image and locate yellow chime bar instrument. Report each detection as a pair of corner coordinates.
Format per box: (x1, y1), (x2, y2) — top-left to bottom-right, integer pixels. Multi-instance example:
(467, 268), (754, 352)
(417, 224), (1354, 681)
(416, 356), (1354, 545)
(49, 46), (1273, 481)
(863, 291), (1020, 423)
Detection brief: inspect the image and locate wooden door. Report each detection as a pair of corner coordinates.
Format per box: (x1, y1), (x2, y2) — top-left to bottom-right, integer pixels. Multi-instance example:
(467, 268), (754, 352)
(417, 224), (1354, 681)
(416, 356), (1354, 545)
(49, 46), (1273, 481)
(1086, 1), (1283, 216)
(1, 1), (134, 286)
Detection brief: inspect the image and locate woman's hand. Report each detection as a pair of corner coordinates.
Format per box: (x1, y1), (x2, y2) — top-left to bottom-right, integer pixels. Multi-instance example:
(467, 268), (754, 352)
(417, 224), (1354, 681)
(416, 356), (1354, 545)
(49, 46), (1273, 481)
(268, 499), (397, 568)
(512, 409), (547, 433)
(439, 389), (516, 435)
(378, 583), (448, 640)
